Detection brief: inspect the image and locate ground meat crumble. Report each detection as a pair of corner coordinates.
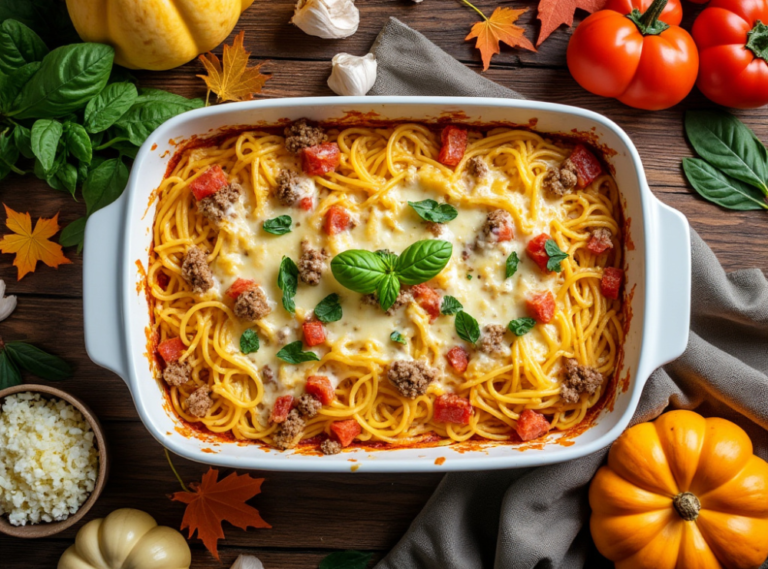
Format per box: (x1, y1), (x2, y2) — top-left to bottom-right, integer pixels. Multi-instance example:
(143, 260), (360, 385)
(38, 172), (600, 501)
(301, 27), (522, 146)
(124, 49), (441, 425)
(276, 169), (301, 206)
(296, 394), (322, 418)
(480, 209), (513, 243)
(387, 360), (439, 399)
(273, 409), (305, 450)
(261, 365), (275, 383)
(186, 385), (213, 417)
(362, 288), (413, 316)
(234, 286), (271, 322)
(467, 156), (489, 178)
(284, 119), (327, 154)
(197, 182), (240, 224)
(298, 240), (328, 286)
(543, 158), (578, 196)
(561, 358), (604, 404)
(478, 324), (507, 355)
(163, 361), (191, 387)
(321, 439), (342, 455)
(181, 246), (214, 293)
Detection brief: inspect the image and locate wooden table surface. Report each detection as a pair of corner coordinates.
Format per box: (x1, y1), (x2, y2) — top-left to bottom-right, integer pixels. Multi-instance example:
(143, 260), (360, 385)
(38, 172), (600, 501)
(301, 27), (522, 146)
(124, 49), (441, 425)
(2, 1), (767, 567)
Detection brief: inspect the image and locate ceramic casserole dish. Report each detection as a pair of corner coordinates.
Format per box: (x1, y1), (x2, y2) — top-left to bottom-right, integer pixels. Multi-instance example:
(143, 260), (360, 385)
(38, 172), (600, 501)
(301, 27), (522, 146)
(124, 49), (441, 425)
(83, 97), (691, 472)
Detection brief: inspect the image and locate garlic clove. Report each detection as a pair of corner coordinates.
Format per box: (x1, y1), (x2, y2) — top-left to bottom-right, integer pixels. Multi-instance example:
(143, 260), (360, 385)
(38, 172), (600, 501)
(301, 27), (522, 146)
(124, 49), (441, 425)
(0, 280), (17, 323)
(230, 554), (265, 569)
(291, 0), (360, 39)
(327, 53), (377, 96)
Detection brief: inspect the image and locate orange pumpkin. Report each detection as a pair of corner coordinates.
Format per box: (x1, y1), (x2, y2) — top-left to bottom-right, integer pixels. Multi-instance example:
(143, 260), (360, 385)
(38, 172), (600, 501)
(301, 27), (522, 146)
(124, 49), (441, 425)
(590, 410), (768, 569)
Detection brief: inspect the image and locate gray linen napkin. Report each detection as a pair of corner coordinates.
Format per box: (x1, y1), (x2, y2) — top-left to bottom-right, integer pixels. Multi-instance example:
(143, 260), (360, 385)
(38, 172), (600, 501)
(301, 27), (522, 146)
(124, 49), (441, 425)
(370, 18), (768, 569)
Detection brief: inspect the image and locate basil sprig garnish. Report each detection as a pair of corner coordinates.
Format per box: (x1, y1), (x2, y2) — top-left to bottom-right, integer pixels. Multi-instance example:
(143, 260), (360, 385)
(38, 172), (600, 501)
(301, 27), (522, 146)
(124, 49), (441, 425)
(395, 239), (453, 284)
(276, 341), (320, 364)
(314, 293), (342, 323)
(455, 310), (480, 344)
(240, 329), (260, 354)
(682, 159), (768, 211)
(508, 317), (536, 337)
(0, 339), (73, 389)
(505, 251), (519, 278)
(378, 273), (401, 312)
(545, 240), (568, 273)
(390, 331), (407, 344)
(277, 256), (299, 314)
(263, 215), (292, 235)
(408, 199), (458, 223)
(440, 295), (463, 316)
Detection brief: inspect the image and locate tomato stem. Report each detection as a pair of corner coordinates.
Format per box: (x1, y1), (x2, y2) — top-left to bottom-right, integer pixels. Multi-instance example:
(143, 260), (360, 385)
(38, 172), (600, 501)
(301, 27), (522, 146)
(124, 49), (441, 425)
(626, 0), (670, 36)
(747, 20), (768, 62)
(458, 0), (487, 21)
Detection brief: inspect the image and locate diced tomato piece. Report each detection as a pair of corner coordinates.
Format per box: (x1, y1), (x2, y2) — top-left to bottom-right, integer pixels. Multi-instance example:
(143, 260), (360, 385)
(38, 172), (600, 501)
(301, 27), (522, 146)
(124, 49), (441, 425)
(303, 321), (326, 347)
(299, 196), (314, 211)
(438, 125), (468, 167)
(330, 419), (362, 447)
(527, 233), (552, 272)
(158, 337), (185, 363)
(226, 278), (256, 299)
(324, 205), (351, 236)
(190, 164), (228, 201)
(306, 376), (335, 405)
(516, 409), (551, 441)
(526, 291), (556, 324)
(157, 272), (170, 290)
(601, 267), (624, 300)
(301, 142), (340, 176)
(433, 394), (473, 425)
(269, 395), (294, 424)
(587, 235), (612, 255)
(496, 223), (514, 242)
(569, 144), (603, 188)
(411, 283), (441, 321)
(446, 346), (469, 373)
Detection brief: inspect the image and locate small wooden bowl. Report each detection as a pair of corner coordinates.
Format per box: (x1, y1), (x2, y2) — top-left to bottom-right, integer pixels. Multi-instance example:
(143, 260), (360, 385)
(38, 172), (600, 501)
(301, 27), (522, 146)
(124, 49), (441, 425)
(0, 384), (109, 538)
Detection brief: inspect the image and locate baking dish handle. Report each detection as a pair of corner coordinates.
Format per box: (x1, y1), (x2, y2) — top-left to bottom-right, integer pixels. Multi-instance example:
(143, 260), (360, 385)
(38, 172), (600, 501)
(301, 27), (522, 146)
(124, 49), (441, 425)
(83, 193), (129, 382)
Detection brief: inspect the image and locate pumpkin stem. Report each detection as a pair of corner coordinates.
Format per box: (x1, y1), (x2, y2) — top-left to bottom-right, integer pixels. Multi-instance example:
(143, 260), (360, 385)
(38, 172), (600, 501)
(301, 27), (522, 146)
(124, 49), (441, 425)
(673, 492), (701, 521)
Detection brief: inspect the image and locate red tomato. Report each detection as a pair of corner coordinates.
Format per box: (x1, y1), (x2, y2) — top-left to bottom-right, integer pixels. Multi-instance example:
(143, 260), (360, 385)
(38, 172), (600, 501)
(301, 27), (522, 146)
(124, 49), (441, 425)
(330, 419), (362, 447)
(604, 0), (683, 25)
(411, 284), (441, 321)
(269, 395), (294, 424)
(157, 272), (170, 290)
(569, 145), (603, 188)
(526, 234), (552, 273)
(601, 267), (624, 299)
(567, 1), (698, 110)
(299, 196), (314, 211)
(526, 292), (556, 324)
(516, 409), (551, 441)
(302, 321), (326, 347)
(693, 0), (768, 108)
(324, 205), (351, 235)
(495, 221), (514, 242)
(226, 278), (256, 299)
(306, 376), (335, 405)
(158, 337), (185, 362)
(433, 394), (473, 425)
(446, 346), (469, 373)
(301, 142), (340, 176)
(190, 164), (228, 201)
(438, 125), (468, 167)
(587, 235), (613, 255)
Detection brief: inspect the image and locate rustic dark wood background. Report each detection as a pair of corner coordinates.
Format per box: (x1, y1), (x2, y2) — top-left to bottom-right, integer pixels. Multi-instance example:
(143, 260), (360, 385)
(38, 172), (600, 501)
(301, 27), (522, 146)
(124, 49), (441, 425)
(2, 1), (767, 567)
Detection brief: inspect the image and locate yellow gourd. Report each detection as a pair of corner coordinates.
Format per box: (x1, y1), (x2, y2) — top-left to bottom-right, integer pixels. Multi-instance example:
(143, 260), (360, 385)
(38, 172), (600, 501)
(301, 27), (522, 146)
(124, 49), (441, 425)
(58, 508), (191, 569)
(589, 410), (768, 569)
(65, 0), (254, 70)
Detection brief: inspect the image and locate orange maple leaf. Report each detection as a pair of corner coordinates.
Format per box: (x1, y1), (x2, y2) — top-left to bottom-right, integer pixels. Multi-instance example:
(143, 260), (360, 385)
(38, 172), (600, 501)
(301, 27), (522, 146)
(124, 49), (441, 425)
(536, 0), (608, 46)
(171, 468), (271, 560)
(465, 5), (536, 71)
(0, 205), (71, 280)
(197, 31), (270, 104)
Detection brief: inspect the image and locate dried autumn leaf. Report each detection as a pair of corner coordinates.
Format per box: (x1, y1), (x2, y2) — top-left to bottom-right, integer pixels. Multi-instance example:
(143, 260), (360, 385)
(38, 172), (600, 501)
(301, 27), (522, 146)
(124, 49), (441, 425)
(198, 31), (270, 104)
(0, 205), (71, 280)
(171, 468), (271, 560)
(536, 0), (608, 46)
(466, 6), (536, 71)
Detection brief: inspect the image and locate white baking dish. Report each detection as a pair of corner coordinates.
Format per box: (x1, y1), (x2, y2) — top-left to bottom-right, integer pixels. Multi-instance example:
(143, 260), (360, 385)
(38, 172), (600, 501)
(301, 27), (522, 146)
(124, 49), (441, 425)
(83, 97), (691, 473)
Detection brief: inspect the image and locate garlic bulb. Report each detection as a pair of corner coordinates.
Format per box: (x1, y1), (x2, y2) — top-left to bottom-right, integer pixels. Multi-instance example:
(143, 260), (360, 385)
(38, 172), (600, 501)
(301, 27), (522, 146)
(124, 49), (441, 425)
(0, 280), (17, 322)
(230, 555), (264, 569)
(327, 53), (377, 96)
(291, 0), (359, 39)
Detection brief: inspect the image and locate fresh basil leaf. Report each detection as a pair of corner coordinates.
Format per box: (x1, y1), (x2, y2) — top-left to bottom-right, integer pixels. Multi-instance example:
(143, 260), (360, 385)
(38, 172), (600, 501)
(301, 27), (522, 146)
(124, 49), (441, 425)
(0, 61), (40, 111)
(0, 19), (47, 74)
(374, 249), (398, 270)
(30, 118), (62, 172)
(685, 109), (768, 194)
(505, 251), (519, 279)
(466, 273), (473, 280)
(9, 43), (114, 120)
(0, 0), (79, 47)
(0, 349), (21, 389)
(12, 123), (32, 158)
(508, 317), (536, 336)
(455, 310), (480, 344)
(56, 161), (77, 196)
(276, 341), (320, 364)
(59, 216), (86, 253)
(390, 331), (407, 345)
(240, 329), (260, 354)
(331, 249), (389, 294)
(0, 128), (19, 180)
(682, 158), (768, 211)
(377, 273), (401, 312)
(441, 295), (463, 316)
(395, 239), (452, 285)
(263, 215), (292, 235)
(314, 293), (342, 323)
(64, 122), (91, 164)
(113, 88), (204, 146)
(5, 341), (73, 381)
(83, 81), (138, 134)
(278, 256), (299, 314)
(544, 240), (568, 273)
(112, 140), (138, 160)
(408, 199), (458, 223)
(83, 157), (129, 215)
(319, 550), (374, 569)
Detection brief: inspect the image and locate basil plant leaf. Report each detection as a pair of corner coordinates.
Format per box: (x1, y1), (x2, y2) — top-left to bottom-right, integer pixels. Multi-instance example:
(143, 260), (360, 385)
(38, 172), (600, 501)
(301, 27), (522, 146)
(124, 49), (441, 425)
(390, 331), (407, 345)
(277, 256), (299, 314)
(0, 19), (48, 74)
(12, 123), (33, 158)
(544, 240), (568, 273)
(83, 157), (129, 215)
(455, 310), (480, 344)
(59, 216), (86, 253)
(56, 161), (77, 196)
(0, 129), (19, 180)
(0, 0), (80, 47)
(113, 88), (204, 146)
(314, 293), (342, 323)
(319, 550), (374, 569)
(64, 122), (92, 164)
(263, 215), (292, 235)
(83, 81), (138, 133)
(30, 118), (62, 172)
(0, 61), (40, 111)
(112, 140), (138, 159)
(440, 295), (463, 316)
(508, 317), (536, 337)
(395, 239), (453, 285)
(505, 251), (519, 279)
(276, 341), (320, 364)
(240, 329), (260, 354)
(683, 158), (768, 211)
(377, 273), (401, 312)
(374, 249), (398, 270)
(408, 199), (458, 223)
(5, 341), (73, 381)
(0, 349), (21, 389)
(331, 249), (389, 294)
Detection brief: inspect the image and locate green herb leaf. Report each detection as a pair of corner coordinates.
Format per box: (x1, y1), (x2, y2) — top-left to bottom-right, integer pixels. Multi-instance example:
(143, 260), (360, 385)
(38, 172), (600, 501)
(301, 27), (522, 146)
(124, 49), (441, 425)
(395, 239), (452, 285)
(83, 81), (138, 133)
(0, 19), (48, 74)
(113, 88), (204, 146)
(277, 256), (299, 314)
(55, 161), (77, 196)
(682, 158), (768, 211)
(0, 350), (21, 389)
(12, 123), (32, 158)
(505, 251), (519, 279)
(5, 341), (72, 381)
(0, 1), (80, 47)
(30, 118), (62, 172)
(377, 273), (400, 312)
(0, 128), (19, 180)
(263, 215), (292, 235)
(508, 317), (536, 336)
(239, 329), (260, 354)
(466, 273), (473, 280)
(112, 140), (138, 159)
(0, 61), (40, 112)
(390, 331), (407, 345)
(83, 157), (129, 215)
(408, 199), (458, 223)
(276, 341), (320, 364)
(331, 249), (389, 294)
(59, 216), (86, 253)
(319, 550), (374, 569)
(314, 293), (342, 323)
(455, 310), (480, 344)
(544, 240), (568, 273)
(685, 109), (768, 195)
(441, 295), (463, 315)
(64, 122), (91, 164)
(374, 249), (398, 269)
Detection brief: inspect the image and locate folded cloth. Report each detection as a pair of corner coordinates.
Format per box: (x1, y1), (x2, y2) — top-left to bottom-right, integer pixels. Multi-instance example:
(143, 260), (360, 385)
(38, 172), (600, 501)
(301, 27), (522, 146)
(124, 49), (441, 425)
(370, 18), (768, 569)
